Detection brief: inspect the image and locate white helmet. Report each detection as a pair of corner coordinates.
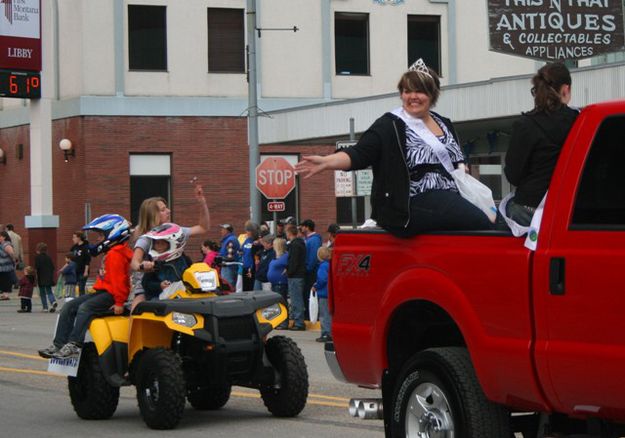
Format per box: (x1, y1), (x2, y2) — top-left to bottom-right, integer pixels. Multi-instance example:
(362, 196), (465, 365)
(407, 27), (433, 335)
(145, 223), (186, 262)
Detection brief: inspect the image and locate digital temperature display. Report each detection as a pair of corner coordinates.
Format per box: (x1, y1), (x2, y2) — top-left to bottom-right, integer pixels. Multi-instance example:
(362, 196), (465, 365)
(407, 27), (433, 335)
(0, 69), (41, 99)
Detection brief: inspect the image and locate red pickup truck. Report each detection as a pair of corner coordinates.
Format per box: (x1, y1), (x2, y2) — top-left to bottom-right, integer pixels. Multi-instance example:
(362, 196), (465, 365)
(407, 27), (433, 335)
(325, 100), (625, 438)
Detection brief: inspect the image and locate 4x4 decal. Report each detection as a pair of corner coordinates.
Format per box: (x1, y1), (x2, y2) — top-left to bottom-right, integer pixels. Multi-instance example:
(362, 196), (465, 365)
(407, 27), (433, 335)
(336, 254), (372, 277)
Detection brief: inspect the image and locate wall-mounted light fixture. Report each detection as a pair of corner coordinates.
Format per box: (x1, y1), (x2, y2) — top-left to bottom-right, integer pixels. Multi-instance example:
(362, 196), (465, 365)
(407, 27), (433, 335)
(59, 138), (75, 162)
(0, 147), (6, 164)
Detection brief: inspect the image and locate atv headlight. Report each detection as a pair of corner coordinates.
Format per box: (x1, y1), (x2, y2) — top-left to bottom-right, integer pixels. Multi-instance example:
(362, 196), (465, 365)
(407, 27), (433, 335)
(260, 304), (282, 321)
(172, 312), (197, 328)
(194, 270), (218, 292)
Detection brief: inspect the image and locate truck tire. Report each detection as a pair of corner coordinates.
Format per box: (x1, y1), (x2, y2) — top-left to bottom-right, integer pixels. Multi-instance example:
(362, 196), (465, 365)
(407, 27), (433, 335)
(136, 348), (186, 430)
(390, 347), (510, 438)
(68, 342), (119, 420)
(260, 335), (308, 417)
(187, 384), (231, 410)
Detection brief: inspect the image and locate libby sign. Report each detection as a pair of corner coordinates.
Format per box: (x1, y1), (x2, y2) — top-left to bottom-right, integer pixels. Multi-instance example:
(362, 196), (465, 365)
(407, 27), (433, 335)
(0, 0), (41, 71)
(488, 0), (625, 61)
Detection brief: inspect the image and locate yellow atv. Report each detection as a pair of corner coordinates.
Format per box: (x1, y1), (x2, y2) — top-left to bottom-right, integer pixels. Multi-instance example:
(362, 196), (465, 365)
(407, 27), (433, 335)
(61, 263), (308, 429)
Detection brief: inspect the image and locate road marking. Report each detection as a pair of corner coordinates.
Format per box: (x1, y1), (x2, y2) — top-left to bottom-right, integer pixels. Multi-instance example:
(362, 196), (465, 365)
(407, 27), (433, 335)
(0, 349), (47, 361)
(0, 366), (63, 377)
(0, 364), (350, 408)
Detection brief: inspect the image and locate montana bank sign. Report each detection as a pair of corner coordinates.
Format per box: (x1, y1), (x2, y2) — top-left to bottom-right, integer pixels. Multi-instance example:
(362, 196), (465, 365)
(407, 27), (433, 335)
(0, 0), (41, 71)
(488, 0), (625, 61)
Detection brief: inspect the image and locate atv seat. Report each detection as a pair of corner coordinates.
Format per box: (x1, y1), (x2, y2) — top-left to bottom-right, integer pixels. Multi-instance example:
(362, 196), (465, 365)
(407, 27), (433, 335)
(132, 300), (169, 317)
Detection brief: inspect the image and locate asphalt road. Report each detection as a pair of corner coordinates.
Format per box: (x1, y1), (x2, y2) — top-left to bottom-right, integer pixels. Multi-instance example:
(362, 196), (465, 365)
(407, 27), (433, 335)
(0, 295), (384, 437)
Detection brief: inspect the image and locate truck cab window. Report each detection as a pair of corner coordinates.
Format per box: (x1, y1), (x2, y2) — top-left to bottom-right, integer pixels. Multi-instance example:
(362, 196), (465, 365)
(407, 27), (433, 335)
(571, 115), (625, 228)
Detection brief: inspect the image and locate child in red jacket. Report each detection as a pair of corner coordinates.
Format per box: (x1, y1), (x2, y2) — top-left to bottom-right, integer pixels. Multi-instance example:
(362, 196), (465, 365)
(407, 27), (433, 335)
(17, 266), (36, 313)
(38, 214), (133, 359)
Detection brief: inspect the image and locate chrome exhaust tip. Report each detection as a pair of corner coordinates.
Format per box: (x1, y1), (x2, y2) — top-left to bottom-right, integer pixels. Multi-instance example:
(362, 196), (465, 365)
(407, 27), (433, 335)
(349, 398), (383, 419)
(348, 399), (360, 417)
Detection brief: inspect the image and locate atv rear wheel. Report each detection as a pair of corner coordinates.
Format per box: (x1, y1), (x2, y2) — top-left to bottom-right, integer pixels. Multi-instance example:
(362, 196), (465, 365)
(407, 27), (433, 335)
(136, 348), (186, 430)
(187, 384), (232, 410)
(68, 342), (119, 420)
(260, 335), (308, 417)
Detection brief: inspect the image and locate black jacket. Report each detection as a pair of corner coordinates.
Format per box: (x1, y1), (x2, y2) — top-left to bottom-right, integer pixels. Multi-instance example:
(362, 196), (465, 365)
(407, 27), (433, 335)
(342, 111), (459, 229)
(286, 238), (306, 278)
(71, 242), (91, 278)
(255, 248), (275, 283)
(505, 106), (578, 208)
(35, 253), (55, 287)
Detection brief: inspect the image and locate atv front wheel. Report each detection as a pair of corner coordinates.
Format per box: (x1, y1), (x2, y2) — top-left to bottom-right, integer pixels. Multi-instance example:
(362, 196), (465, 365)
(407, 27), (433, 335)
(136, 348), (186, 430)
(187, 384), (232, 410)
(68, 343), (119, 419)
(260, 335), (308, 417)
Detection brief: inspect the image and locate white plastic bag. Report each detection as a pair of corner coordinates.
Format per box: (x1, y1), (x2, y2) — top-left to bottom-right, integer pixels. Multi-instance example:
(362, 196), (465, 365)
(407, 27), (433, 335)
(452, 169), (497, 223)
(308, 288), (319, 324)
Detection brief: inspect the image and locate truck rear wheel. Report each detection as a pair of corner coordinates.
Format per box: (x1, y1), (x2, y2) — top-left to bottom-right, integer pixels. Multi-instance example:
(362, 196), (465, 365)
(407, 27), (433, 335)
(187, 384), (231, 410)
(68, 342), (119, 420)
(391, 347), (510, 438)
(136, 348), (186, 430)
(260, 335), (308, 417)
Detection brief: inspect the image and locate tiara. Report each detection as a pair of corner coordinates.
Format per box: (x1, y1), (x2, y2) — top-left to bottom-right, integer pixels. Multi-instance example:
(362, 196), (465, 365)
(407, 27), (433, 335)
(408, 58), (432, 77)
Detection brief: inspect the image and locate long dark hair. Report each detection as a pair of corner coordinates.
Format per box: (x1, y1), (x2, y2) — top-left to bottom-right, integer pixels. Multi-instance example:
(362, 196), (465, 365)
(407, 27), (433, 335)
(531, 63), (571, 113)
(0, 231), (11, 242)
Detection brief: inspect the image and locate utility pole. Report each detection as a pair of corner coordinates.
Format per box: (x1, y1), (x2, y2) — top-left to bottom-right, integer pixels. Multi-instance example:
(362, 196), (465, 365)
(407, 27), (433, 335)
(247, 0), (261, 223)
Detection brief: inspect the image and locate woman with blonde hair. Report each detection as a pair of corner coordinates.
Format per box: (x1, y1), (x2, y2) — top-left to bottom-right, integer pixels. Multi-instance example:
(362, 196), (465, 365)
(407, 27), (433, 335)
(130, 184), (210, 310)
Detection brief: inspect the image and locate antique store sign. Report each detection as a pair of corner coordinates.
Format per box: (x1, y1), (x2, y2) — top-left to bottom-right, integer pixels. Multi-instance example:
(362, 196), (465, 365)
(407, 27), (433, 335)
(488, 0), (625, 61)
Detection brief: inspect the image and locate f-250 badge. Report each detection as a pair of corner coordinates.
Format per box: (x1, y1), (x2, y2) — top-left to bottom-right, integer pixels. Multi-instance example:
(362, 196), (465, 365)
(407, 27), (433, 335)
(337, 254), (371, 277)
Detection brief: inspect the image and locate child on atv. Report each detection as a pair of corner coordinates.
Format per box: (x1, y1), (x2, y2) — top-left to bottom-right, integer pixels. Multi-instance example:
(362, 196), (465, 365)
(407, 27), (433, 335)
(140, 223), (191, 301)
(38, 214), (133, 359)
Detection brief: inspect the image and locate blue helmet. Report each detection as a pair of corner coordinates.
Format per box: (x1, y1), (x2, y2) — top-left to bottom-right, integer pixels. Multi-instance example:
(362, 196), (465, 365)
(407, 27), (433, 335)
(83, 214), (131, 255)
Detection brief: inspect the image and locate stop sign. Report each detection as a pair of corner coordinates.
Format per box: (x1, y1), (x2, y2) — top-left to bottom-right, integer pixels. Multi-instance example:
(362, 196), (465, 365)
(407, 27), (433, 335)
(255, 157), (296, 199)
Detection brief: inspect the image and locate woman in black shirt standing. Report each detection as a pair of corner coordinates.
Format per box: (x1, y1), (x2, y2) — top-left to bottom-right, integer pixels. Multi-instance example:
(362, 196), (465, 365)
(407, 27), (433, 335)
(504, 63), (579, 226)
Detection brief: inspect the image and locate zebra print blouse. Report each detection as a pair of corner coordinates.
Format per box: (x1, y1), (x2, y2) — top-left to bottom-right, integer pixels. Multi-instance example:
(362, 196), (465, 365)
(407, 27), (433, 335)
(404, 113), (465, 197)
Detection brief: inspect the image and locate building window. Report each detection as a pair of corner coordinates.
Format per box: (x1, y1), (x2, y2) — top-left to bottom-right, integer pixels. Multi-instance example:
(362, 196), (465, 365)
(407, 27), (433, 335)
(335, 12), (369, 76)
(407, 15), (441, 76)
(129, 155), (171, 226)
(571, 116), (625, 228)
(128, 5), (167, 71)
(207, 8), (245, 73)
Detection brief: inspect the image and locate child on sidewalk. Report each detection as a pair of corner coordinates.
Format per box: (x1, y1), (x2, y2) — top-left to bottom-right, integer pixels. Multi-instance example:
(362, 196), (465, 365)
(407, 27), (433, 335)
(313, 246), (332, 343)
(17, 266), (36, 313)
(140, 223), (191, 301)
(38, 214), (132, 359)
(58, 252), (78, 301)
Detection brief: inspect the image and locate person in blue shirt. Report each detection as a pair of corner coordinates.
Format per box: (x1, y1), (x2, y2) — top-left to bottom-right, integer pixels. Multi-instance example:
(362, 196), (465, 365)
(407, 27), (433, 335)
(267, 238), (289, 329)
(241, 222), (260, 291)
(218, 224), (240, 290)
(312, 246), (332, 343)
(300, 219), (322, 319)
(59, 253), (78, 300)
